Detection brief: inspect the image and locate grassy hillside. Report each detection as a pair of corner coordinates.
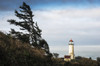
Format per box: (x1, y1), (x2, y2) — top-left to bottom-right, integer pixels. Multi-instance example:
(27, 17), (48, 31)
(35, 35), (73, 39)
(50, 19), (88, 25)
(0, 31), (100, 66)
(0, 32), (54, 66)
(70, 56), (100, 66)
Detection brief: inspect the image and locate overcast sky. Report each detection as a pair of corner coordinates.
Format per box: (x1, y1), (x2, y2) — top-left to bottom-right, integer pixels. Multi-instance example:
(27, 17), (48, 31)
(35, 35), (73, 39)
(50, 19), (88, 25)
(0, 0), (100, 47)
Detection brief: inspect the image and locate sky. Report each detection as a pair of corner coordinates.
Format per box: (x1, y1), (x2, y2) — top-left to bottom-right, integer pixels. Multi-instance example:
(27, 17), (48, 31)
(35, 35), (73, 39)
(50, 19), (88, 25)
(0, 0), (100, 58)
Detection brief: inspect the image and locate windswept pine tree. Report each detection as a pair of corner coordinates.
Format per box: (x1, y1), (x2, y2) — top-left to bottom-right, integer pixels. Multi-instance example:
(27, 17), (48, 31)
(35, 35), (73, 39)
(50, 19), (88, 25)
(7, 2), (50, 55)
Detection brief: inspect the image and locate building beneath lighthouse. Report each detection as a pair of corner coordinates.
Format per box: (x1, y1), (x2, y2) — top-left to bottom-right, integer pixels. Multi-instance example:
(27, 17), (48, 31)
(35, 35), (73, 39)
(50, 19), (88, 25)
(64, 39), (75, 61)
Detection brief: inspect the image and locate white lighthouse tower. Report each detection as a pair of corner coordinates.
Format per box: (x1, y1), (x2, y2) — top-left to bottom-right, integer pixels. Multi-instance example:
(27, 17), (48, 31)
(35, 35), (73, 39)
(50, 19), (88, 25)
(69, 39), (75, 59)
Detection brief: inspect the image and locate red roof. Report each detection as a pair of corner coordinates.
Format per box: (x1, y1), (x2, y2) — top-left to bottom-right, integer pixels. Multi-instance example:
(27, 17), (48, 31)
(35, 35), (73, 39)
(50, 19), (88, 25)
(69, 39), (73, 42)
(64, 55), (70, 58)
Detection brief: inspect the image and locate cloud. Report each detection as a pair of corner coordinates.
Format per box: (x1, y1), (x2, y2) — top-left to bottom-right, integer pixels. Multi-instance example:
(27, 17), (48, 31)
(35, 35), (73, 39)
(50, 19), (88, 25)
(0, 4), (100, 46)
(0, 0), (100, 11)
(0, 11), (21, 32)
(0, 0), (23, 11)
(33, 8), (100, 45)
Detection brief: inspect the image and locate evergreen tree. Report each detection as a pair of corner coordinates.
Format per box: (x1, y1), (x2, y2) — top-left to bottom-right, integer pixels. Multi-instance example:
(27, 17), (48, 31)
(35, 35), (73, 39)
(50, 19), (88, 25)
(53, 53), (59, 58)
(7, 2), (50, 54)
(97, 57), (100, 62)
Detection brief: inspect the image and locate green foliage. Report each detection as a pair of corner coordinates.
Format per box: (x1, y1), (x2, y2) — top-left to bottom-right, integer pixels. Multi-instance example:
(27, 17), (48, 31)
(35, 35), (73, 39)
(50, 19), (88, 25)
(53, 53), (59, 58)
(7, 2), (50, 55)
(97, 57), (100, 62)
(7, 2), (41, 46)
(74, 56), (99, 66)
(0, 32), (52, 66)
(75, 56), (82, 60)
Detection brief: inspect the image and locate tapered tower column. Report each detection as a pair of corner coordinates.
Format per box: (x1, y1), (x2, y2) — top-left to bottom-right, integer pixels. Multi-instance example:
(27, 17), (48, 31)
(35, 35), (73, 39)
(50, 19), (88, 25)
(69, 39), (75, 59)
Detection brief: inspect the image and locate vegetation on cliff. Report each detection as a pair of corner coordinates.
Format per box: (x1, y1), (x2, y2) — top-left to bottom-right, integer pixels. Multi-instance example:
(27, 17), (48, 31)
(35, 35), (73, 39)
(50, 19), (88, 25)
(0, 32), (100, 66)
(0, 31), (62, 66)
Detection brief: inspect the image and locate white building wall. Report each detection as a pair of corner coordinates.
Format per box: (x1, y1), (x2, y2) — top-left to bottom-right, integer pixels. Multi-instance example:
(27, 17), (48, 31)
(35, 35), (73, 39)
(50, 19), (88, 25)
(69, 44), (75, 59)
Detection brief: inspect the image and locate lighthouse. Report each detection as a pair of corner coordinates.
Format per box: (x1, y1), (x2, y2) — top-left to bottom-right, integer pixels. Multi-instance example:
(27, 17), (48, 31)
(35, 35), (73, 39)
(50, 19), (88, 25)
(69, 39), (75, 59)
